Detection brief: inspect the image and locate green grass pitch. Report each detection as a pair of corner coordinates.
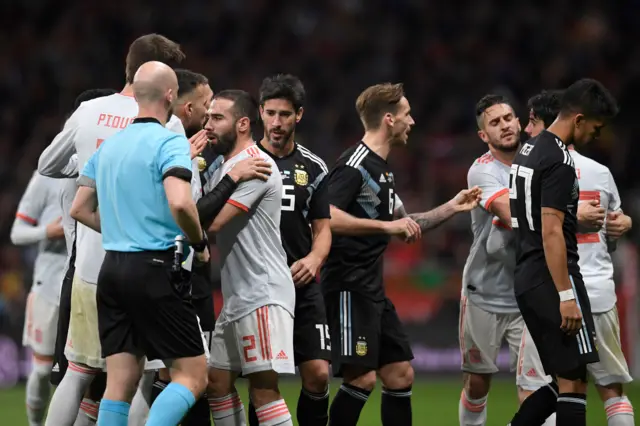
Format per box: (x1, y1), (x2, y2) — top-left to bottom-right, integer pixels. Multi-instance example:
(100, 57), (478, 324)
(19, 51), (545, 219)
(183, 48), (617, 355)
(1, 377), (637, 425)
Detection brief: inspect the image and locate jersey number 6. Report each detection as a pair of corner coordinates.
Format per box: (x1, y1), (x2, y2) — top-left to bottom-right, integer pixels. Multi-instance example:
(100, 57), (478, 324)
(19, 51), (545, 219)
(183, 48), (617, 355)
(282, 184), (296, 212)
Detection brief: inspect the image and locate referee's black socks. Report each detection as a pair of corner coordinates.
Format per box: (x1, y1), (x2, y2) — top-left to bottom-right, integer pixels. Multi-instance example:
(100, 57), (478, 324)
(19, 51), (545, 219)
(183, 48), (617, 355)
(381, 386), (412, 426)
(328, 383), (371, 426)
(509, 382), (558, 426)
(557, 393), (586, 426)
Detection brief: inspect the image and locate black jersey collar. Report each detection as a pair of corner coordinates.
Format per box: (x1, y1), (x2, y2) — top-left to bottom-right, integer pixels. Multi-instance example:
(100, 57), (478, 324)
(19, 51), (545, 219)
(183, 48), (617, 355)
(132, 117), (162, 125)
(257, 140), (298, 160)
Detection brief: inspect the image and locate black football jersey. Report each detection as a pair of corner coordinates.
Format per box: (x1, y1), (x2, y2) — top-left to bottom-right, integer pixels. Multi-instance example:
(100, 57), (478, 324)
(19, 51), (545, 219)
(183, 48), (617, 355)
(509, 130), (581, 295)
(190, 144), (221, 299)
(257, 142), (330, 267)
(320, 142), (397, 301)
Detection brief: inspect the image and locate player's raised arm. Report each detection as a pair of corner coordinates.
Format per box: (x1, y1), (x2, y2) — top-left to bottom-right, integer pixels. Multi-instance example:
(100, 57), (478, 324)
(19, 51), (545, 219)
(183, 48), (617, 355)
(197, 157), (271, 229)
(540, 162), (582, 333)
(38, 110), (81, 177)
(396, 187), (482, 232)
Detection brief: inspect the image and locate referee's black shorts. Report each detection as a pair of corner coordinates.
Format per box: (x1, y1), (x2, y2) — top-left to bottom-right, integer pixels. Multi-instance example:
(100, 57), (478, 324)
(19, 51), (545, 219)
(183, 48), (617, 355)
(97, 250), (205, 361)
(516, 274), (599, 381)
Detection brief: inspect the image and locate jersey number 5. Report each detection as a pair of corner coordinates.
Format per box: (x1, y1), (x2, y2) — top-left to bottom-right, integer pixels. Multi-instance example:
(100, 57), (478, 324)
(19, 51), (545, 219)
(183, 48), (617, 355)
(282, 184), (295, 212)
(509, 164), (534, 230)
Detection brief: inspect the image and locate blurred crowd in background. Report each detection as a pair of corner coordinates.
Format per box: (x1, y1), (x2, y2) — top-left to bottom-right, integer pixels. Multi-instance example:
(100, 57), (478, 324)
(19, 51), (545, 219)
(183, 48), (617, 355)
(0, 1), (638, 349)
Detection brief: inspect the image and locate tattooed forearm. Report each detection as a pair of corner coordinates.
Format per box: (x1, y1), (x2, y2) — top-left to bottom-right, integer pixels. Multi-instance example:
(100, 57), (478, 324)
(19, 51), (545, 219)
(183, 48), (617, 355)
(408, 202), (456, 232)
(394, 204), (408, 219)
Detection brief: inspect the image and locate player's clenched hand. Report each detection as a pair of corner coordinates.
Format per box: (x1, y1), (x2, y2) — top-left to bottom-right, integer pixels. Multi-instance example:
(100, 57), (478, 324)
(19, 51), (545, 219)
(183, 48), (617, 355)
(189, 129), (208, 159)
(290, 255), (322, 287)
(227, 158), (272, 183)
(46, 217), (65, 240)
(560, 299), (583, 335)
(194, 246), (210, 264)
(385, 217), (421, 243)
(449, 186), (482, 212)
(605, 211), (632, 239)
(577, 200), (605, 229)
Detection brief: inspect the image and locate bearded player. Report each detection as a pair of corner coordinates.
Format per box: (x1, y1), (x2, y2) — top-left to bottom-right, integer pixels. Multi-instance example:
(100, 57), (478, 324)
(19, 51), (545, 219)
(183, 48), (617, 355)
(458, 94), (525, 426)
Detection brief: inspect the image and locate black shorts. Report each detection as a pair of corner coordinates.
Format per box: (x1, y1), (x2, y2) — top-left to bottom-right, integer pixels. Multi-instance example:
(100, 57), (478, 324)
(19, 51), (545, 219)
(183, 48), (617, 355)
(516, 275), (599, 379)
(192, 291), (215, 354)
(294, 283), (331, 366)
(97, 250), (205, 361)
(50, 258), (74, 386)
(325, 290), (413, 376)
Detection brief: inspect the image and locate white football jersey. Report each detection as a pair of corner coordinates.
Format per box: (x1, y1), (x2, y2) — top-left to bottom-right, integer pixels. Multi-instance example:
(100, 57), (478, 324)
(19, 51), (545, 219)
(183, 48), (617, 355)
(461, 151), (518, 313)
(207, 145), (295, 324)
(570, 148), (621, 313)
(37, 93), (196, 283)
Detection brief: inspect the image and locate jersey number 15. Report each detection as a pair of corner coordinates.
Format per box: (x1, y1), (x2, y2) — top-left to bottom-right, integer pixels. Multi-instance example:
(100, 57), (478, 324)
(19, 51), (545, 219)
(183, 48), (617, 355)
(509, 164), (534, 230)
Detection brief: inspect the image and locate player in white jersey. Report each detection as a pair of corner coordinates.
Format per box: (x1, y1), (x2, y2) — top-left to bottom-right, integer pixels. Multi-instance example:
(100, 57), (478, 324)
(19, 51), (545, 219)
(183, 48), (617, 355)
(10, 171), (67, 426)
(37, 35), (192, 426)
(517, 91), (635, 426)
(202, 90), (296, 426)
(458, 95), (525, 426)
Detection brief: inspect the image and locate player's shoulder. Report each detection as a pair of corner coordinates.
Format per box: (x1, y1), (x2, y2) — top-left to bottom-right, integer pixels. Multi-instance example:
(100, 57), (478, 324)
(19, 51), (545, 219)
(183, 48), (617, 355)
(77, 93), (129, 114)
(295, 143), (328, 175)
(166, 115), (186, 136)
(335, 141), (371, 170)
(469, 151), (504, 175)
(569, 149), (608, 174)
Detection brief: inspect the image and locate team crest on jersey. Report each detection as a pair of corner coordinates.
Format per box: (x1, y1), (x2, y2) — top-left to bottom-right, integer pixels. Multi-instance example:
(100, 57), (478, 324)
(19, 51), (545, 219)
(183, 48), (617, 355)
(355, 338), (367, 356)
(294, 169), (308, 186)
(196, 156), (207, 172)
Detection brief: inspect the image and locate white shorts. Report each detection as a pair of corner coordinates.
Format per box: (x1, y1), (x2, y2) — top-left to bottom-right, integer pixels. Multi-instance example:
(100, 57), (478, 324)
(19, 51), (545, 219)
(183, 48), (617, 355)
(23, 291), (59, 356)
(65, 275), (104, 369)
(459, 296), (523, 374)
(210, 305), (295, 376)
(516, 306), (632, 389)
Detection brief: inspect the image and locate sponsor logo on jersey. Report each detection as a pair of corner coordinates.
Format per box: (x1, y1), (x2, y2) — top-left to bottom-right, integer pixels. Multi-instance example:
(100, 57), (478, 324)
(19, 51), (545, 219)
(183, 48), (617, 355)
(355, 339), (367, 356)
(379, 173), (387, 183)
(294, 169), (308, 186)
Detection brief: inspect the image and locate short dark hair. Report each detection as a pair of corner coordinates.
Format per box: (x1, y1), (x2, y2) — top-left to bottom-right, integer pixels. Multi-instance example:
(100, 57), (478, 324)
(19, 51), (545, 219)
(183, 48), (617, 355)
(355, 83), (405, 130)
(73, 88), (117, 111)
(259, 74), (305, 111)
(214, 90), (259, 124)
(559, 78), (619, 120)
(125, 34), (186, 84)
(475, 94), (513, 128)
(527, 90), (562, 127)
(175, 69), (209, 99)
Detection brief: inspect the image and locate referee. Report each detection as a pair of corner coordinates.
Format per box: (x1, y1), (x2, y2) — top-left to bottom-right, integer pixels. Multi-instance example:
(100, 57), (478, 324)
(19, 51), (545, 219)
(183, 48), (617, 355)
(71, 61), (208, 426)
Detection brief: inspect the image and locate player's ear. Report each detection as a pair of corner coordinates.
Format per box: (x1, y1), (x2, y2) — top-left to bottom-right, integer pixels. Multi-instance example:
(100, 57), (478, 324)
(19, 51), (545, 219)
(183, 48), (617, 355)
(236, 116), (250, 134)
(296, 107), (304, 123)
(383, 112), (394, 128)
(574, 113), (585, 128)
(477, 129), (489, 144)
(516, 117), (521, 133)
(259, 105), (264, 116)
(185, 101), (193, 117)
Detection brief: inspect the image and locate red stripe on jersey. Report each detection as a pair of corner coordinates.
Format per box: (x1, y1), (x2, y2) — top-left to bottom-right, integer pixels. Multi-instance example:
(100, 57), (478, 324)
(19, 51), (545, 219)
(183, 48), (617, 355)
(227, 199), (249, 212)
(579, 191), (600, 202)
(16, 213), (37, 225)
(577, 233), (600, 244)
(485, 188), (509, 210)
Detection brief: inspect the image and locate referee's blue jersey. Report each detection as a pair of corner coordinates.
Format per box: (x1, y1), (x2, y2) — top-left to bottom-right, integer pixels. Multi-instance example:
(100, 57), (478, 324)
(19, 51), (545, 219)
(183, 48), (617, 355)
(79, 117), (192, 252)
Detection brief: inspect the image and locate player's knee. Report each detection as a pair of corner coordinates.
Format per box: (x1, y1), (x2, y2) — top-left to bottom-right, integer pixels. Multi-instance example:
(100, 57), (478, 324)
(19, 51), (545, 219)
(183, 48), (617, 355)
(31, 354), (54, 378)
(596, 383), (624, 402)
(464, 373), (491, 399)
(158, 368), (171, 382)
(557, 367), (588, 394)
(300, 361), (330, 393)
(206, 368), (235, 398)
(344, 367), (377, 392)
(380, 361), (414, 390)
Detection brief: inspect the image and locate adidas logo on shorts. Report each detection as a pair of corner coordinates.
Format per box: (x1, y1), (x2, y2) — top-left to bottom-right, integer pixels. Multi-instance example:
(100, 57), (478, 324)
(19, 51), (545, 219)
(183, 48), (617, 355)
(276, 350), (288, 360)
(526, 368), (537, 377)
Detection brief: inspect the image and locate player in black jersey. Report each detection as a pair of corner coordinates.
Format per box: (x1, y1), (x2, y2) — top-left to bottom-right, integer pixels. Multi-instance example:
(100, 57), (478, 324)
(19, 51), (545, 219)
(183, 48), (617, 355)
(245, 74), (332, 426)
(508, 79), (618, 426)
(322, 83), (482, 426)
(143, 68), (214, 426)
